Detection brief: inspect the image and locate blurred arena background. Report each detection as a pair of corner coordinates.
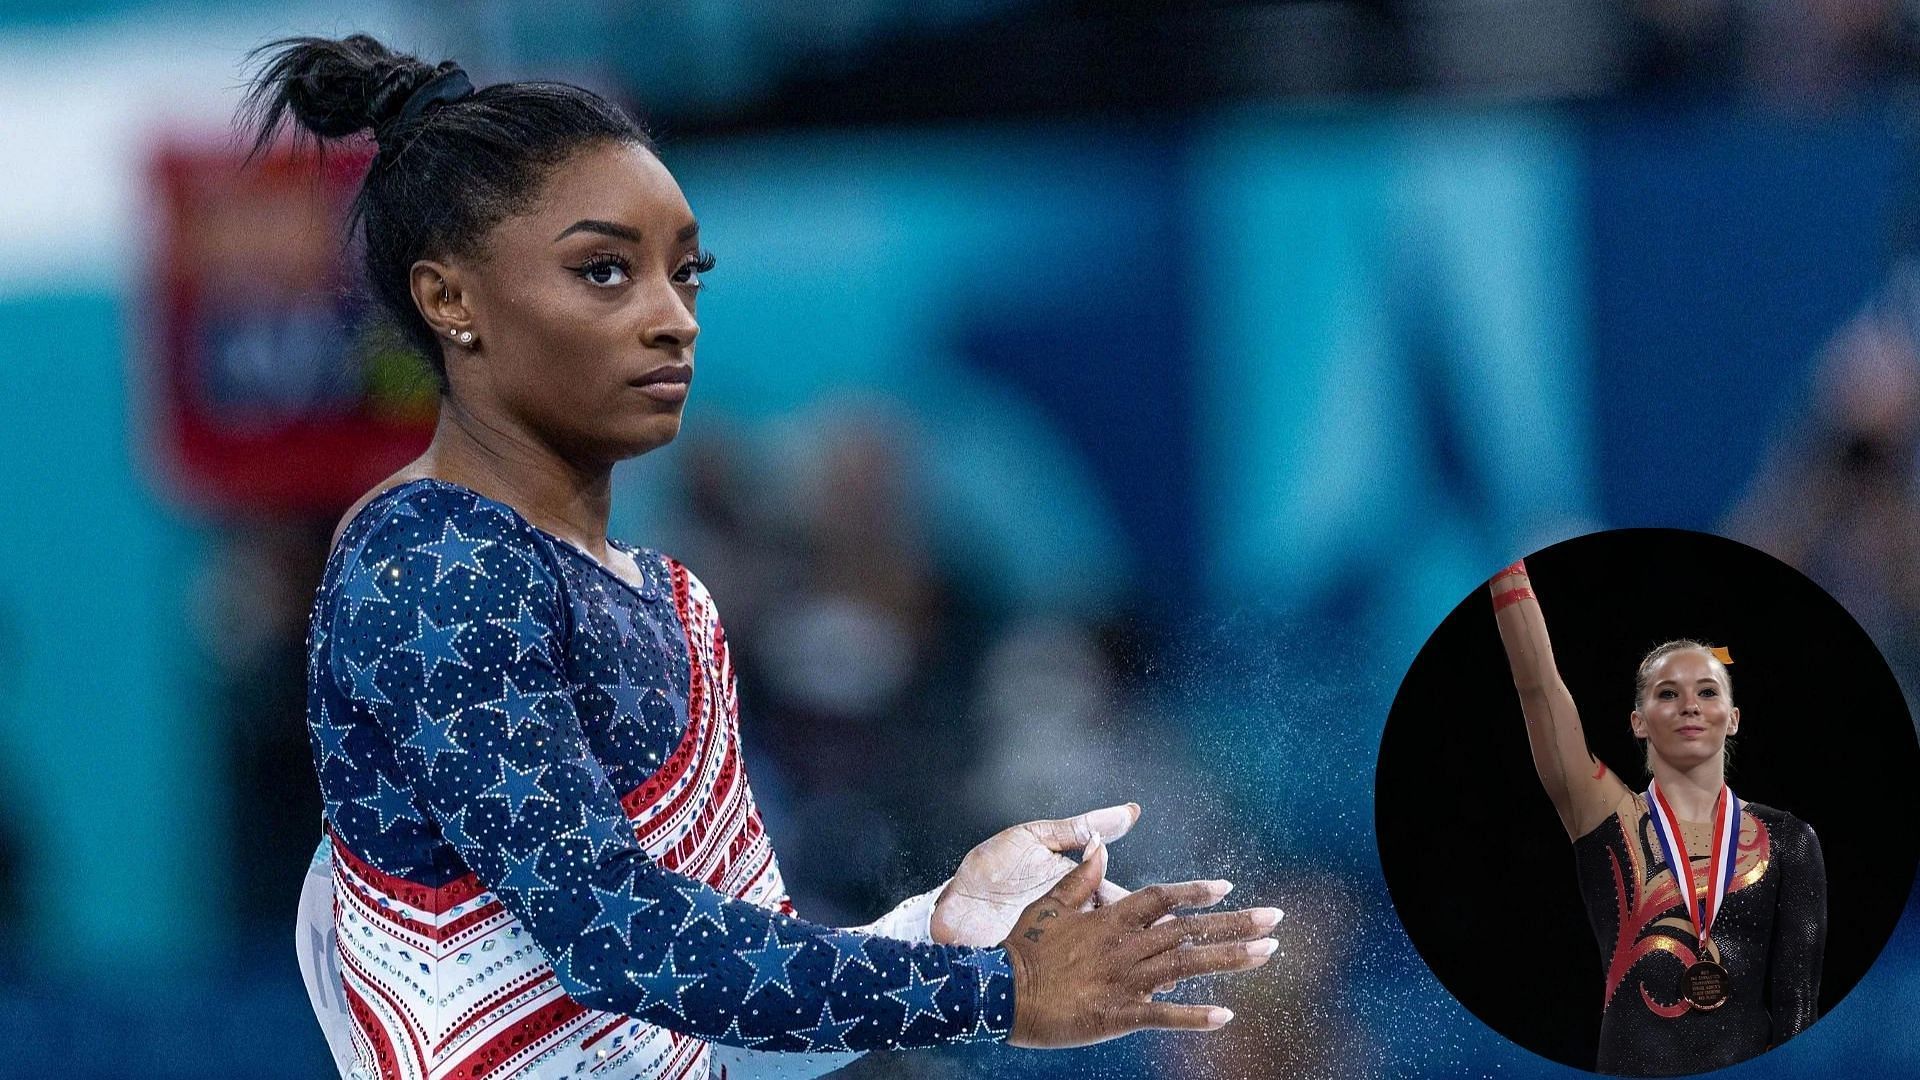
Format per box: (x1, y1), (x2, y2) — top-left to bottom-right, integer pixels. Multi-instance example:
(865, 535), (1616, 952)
(3, 1), (1920, 1076)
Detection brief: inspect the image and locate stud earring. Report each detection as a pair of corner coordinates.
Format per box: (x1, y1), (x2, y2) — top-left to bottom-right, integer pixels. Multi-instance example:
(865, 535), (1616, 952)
(457, 330), (475, 346)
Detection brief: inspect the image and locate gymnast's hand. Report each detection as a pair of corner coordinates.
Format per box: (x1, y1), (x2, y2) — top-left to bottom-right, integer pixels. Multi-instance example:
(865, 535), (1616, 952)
(930, 803), (1138, 946)
(1001, 833), (1281, 1049)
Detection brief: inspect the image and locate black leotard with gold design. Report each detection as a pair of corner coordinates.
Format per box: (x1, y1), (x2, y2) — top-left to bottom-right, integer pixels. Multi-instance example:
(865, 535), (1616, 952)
(1572, 793), (1825, 1076)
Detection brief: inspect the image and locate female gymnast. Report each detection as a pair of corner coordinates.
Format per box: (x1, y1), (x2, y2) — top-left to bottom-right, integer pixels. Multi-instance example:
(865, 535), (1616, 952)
(1490, 560), (1825, 1076)
(244, 33), (1280, 1080)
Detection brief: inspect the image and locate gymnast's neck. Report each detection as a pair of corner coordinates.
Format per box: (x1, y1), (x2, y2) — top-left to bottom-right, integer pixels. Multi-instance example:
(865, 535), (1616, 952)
(1648, 752), (1728, 822)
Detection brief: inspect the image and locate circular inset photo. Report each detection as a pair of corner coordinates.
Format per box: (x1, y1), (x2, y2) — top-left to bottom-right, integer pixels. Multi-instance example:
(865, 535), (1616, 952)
(1376, 528), (1919, 1076)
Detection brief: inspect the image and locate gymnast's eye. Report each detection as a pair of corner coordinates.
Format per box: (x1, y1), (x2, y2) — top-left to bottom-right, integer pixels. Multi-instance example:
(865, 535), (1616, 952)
(1699, 687), (1718, 697)
(573, 254), (631, 288)
(1658, 688), (1677, 699)
(674, 249), (717, 290)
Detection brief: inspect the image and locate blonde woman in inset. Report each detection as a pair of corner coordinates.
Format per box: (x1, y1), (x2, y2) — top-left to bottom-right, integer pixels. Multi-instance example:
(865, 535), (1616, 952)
(1491, 561), (1824, 1077)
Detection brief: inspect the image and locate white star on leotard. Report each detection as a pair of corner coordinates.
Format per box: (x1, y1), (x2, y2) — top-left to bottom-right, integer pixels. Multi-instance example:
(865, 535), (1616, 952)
(672, 880), (730, 937)
(584, 879), (658, 949)
(402, 703), (464, 772)
(312, 702), (355, 770)
(556, 802), (629, 864)
(477, 760), (557, 825)
(337, 559), (391, 622)
(339, 654), (388, 706)
(548, 942), (596, 994)
(489, 598), (550, 663)
(415, 520), (493, 585)
(496, 843), (556, 902)
(715, 1015), (775, 1050)
(353, 771), (422, 831)
(394, 611), (470, 682)
(737, 924), (806, 999)
(628, 947), (705, 1021)
(474, 673), (553, 738)
(796, 999), (859, 1053)
(596, 669), (650, 732)
(886, 960), (949, 1029)
(819, 930), (877, 979)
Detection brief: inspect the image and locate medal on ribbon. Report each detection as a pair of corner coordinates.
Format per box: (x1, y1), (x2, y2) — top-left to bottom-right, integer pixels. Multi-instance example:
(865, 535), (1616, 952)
(1644, 780), (1742, 1011)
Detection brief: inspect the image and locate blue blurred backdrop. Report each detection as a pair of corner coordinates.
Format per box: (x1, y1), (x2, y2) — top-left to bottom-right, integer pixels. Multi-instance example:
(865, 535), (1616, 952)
(2, 2), (1918, 1077)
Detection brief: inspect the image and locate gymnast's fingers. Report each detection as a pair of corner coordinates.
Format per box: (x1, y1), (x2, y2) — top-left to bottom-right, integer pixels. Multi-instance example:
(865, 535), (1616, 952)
(1137, 907), (1283, 955)
(1107, 879), (1232, 927)
(1026, 803), (1141, 852)
(1122, 1001), (1236, 1033)
(1040, 831), (1108, 912)
(1130, 938), (1278, 990)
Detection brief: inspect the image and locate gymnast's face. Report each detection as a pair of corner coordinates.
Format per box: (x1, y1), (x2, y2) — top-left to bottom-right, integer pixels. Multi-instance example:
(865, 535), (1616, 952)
(1630, 650), (1740, 773)
(420, 139), (708, 466)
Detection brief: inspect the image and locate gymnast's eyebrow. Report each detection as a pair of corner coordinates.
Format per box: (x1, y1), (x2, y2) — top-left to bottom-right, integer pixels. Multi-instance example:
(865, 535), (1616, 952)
(554, 219), (642, 244)
(552, 220), (701, 244)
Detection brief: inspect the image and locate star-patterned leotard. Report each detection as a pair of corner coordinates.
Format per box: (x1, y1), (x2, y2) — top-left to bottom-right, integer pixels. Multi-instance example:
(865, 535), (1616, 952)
(307, 478), (1014, 1080)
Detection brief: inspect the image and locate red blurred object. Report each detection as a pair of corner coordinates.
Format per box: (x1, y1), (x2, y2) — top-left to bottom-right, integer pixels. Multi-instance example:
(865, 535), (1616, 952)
(147, 138), (435, 514)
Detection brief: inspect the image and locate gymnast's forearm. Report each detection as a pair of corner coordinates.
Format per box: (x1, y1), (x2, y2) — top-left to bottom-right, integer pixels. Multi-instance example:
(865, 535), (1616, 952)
(1491, 561), (1614, 838)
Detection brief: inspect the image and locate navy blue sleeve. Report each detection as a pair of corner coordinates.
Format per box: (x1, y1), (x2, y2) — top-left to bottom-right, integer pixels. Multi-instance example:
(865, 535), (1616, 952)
(326, 488), (1015, 1052)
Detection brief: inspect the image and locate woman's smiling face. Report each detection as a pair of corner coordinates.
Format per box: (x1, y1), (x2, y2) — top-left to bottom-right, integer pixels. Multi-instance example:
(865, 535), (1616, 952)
(425, 139), (713, 466)
(1631, 649), (1740, 774)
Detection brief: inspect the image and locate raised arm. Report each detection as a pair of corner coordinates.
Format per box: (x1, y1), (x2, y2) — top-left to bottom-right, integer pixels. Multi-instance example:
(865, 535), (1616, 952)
(1489, 560), (1627, 839)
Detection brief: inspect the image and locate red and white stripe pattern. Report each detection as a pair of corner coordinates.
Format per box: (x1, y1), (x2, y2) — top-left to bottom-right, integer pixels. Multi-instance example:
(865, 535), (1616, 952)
(335, 559), (788, 1080)
(1644, 781), (1742, 949)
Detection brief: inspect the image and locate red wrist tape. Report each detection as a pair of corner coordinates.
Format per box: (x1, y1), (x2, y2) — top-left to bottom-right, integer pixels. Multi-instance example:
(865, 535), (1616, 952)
(1491, 585), (1535, 612)
(1491, 560), (1528, 584)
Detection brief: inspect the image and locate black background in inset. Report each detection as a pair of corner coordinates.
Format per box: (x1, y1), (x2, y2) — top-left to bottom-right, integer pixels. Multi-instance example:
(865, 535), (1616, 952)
(1375, 528), (1920, 1071)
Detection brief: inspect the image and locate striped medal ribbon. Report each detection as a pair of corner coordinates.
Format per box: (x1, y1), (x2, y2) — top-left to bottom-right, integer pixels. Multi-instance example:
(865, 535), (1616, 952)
(1645, 780), (1742, 1011)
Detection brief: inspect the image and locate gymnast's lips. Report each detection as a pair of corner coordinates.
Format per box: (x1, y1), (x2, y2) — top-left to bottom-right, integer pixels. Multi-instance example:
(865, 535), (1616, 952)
(1677, 724), (1707, 737)
(630, 363), (692, 403)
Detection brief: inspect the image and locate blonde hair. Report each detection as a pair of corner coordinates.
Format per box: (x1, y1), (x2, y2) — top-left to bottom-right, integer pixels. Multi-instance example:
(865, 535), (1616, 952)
(1633, 639), (1735, 776)
(1633, 639), (1734, 711)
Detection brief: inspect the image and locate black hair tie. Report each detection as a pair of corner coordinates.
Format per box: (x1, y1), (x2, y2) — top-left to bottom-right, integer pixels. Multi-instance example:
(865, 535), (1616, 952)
(394, 64), (473, 127)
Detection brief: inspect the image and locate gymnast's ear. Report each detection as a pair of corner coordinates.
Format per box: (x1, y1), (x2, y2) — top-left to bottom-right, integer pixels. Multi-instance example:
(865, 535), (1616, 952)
(1628, 710), (1648, 739)
(410, 258), (474, 343)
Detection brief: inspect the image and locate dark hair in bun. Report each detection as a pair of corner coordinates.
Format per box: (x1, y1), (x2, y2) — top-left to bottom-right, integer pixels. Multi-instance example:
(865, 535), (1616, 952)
(238, 33), (651, 382)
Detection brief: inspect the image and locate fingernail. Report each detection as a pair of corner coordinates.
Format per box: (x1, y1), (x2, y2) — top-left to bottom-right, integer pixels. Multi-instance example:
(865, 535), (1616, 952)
(1086, 831), (1103, 855)
(1127, 802), (1142, 816)
(1209, 879), (1233, 899)
(1250, 907), (1282, 929)
(1246, 938), (1278, 958)
(1207, 1007), (1234, 1027)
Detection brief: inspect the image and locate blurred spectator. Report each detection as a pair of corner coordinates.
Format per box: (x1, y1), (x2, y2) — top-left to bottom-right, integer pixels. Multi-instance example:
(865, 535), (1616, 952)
(1729, 259), (1920, 689)
(192, 517), (332, 925)
(1626, 0), (1742, 87)
(1740, 0), (1914, 106)
(1626, 0), (1920, 104)
(651, 411), (992, 924)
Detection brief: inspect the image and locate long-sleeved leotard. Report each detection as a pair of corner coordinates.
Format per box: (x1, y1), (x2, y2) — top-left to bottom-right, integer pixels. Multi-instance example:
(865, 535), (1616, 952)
(306, 478), (1014, 1080)
(1491, 565), (1825, 1076)
(1575, 791), (1825, 1076)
